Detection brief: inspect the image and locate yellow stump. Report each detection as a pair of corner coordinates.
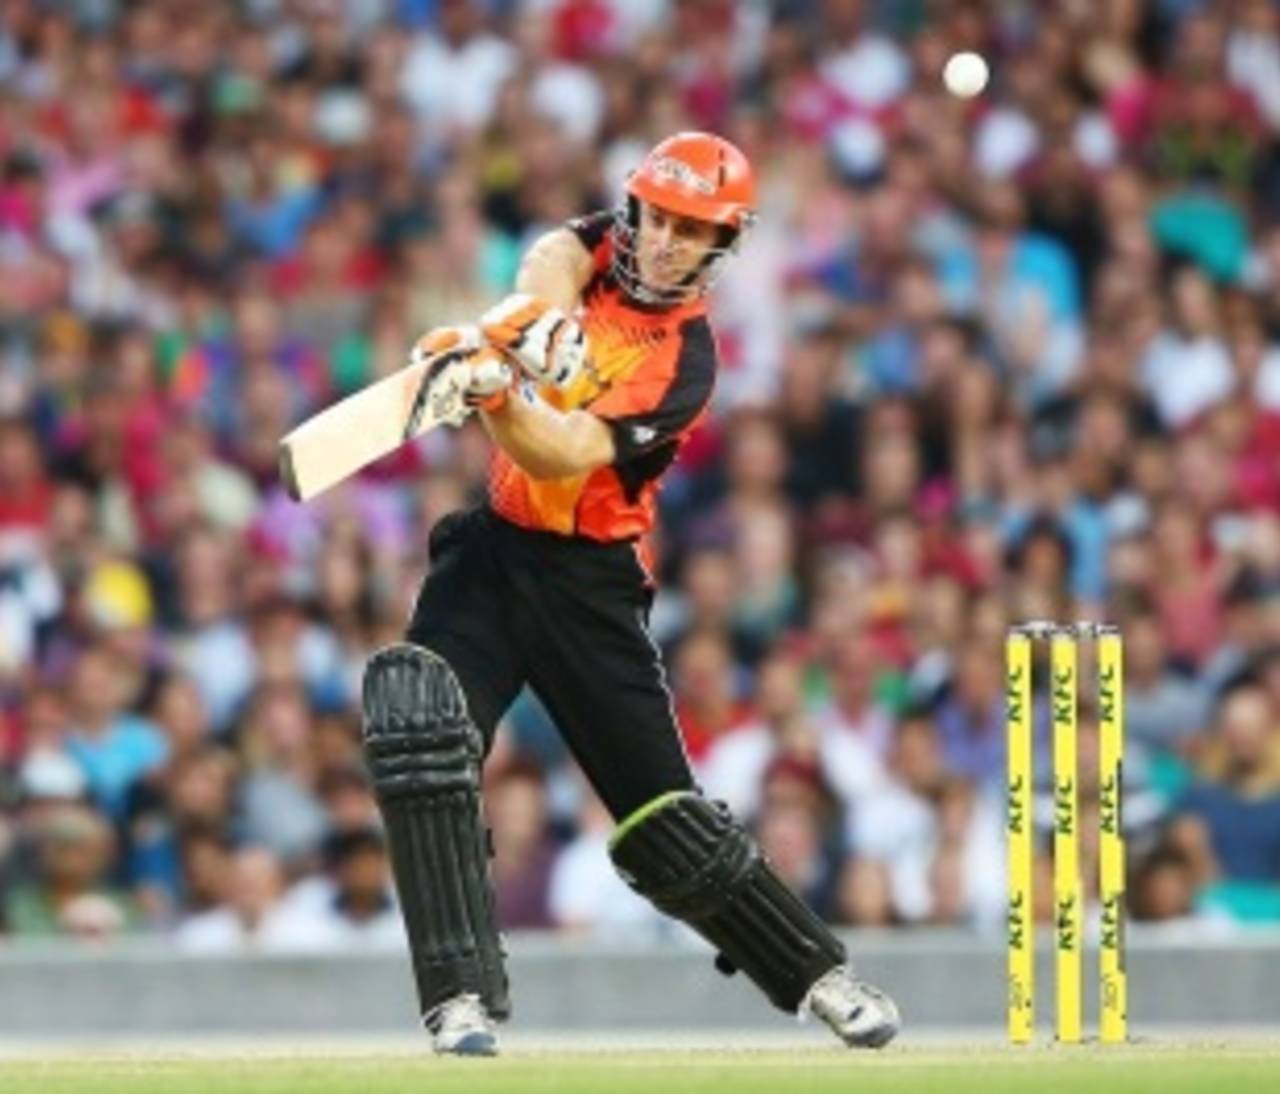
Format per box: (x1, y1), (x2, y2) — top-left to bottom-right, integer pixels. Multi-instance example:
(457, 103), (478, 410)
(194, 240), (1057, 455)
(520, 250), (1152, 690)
(1051, 630), (1082, 1044)
(1005, 632), (1034, 1044)
(1098, 629), (1127, 1043)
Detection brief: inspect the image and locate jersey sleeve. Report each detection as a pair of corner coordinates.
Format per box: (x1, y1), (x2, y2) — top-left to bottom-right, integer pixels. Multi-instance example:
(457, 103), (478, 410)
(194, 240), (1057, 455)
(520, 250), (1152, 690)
(590, 317), (717, 464)
(565, 210), (614, 254)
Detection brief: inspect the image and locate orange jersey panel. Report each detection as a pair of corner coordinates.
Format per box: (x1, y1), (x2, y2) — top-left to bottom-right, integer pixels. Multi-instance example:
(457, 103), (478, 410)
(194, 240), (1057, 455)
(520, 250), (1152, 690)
(489, 213), (718, 542)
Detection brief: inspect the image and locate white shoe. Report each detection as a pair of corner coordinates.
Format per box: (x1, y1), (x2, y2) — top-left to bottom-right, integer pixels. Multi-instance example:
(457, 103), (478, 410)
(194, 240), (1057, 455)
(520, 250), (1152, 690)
(803, 965), (901, 1049)
(427, 993), (498, 1057)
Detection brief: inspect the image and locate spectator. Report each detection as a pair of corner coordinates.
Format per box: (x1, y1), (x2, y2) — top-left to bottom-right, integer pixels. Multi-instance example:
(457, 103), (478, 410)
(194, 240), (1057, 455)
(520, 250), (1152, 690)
(488, 757), (557, 929)
(1120, 604), (1212, 766)
(175, 845), (312, 953)
(932, 644), (1005, 788)
(756, 752), (844, 921)
(177, 826), (235, 921)
(0, 418), (54, 536)
(399, 0), (518, 135)
(812, 631), (894, 767)
(316, 765), (381, 836)
(670, 628), (754, 765)
(549, 787), (667, 939)
(847, 710), (946, 924)
(1140, 265), (1236, 431)
(233, 681), (329, 870)
(276, 828), (404, 948)
(701, 647), (816, 820)
(1167, 681), (1280, 924)
(124, 743), (237, 926)
(61, 643), (167, 820)
(4, 802), (135, 938)
(1130, 843), (1237, 940)
(776, 325), (861, 509)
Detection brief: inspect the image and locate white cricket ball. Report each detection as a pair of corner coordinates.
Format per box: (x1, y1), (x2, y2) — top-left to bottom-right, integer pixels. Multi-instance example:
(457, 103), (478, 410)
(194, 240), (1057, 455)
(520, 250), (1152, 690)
(943, 51), (989, 98)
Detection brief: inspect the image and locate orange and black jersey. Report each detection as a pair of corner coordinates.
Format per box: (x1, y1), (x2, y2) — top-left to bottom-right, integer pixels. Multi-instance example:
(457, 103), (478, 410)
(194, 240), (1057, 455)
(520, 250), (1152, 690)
(488, 211), (717, 544)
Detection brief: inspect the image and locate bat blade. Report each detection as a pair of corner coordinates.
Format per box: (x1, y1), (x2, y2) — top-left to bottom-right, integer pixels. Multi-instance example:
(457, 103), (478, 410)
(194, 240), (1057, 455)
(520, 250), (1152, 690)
(278, 355), (470, 502)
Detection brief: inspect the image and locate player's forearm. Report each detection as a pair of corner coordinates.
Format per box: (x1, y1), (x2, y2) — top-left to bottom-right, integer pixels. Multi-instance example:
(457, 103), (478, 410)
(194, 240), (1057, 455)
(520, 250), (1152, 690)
(514, 228), (594, 311)
(481, 391), (614, 480)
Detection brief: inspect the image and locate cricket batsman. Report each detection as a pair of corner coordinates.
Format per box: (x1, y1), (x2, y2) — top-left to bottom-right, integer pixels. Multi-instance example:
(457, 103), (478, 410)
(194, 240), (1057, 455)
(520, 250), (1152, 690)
(361, 132), (901, 1055)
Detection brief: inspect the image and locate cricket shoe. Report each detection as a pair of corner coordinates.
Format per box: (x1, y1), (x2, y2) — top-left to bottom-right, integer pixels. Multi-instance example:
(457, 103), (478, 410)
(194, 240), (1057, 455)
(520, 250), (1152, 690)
(802, 965), (901, 1049)
(427, 993), (498, 1057)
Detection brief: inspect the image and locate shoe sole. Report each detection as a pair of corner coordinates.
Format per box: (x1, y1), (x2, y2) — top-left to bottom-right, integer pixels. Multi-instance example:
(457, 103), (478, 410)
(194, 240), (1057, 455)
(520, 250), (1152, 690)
(845, 1022), (900, 1049)
(435, 1031), (498, 1057)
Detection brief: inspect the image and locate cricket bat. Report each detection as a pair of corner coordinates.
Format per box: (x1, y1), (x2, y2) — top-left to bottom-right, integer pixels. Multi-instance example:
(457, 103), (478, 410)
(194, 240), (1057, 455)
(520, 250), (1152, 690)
(278, 345), (473, 502)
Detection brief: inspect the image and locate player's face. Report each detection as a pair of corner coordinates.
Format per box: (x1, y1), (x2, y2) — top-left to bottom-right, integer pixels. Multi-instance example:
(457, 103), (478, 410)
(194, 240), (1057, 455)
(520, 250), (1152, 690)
(635, 201), (721, 293)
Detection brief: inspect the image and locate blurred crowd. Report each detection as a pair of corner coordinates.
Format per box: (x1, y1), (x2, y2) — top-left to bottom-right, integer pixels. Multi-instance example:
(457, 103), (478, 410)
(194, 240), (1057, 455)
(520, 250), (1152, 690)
(2, 0), (1280, 951)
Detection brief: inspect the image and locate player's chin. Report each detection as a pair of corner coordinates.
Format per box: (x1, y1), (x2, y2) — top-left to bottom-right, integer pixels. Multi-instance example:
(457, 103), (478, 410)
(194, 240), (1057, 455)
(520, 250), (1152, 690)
(645, 268), (689, 293)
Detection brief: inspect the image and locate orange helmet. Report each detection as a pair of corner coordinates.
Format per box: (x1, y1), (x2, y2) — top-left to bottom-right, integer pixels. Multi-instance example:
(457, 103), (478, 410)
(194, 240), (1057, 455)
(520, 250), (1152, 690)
(614, 131), (757, 305)
(626, 131), (756, 230)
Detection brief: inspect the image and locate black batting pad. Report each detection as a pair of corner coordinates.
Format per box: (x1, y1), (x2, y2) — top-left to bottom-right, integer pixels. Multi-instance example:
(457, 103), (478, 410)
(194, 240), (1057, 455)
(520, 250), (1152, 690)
(610, 792), (845, 1013)
(363, 644), (509, 1022)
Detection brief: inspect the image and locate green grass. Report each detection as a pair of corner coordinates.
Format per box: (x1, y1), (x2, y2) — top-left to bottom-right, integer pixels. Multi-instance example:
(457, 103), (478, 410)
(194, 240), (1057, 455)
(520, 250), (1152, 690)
(4, 1043), (1280, 1094)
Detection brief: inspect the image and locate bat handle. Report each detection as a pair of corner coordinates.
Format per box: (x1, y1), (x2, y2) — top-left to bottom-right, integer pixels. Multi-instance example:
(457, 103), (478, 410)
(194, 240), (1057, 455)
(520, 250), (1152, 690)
(278, 442), (303, 502)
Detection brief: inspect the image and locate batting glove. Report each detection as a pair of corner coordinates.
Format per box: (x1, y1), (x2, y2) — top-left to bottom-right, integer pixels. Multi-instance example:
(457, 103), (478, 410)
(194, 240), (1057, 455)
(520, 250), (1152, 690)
(479, 293), (588, 389)
(459, 345), (515, 412)
(408, 325), (514, 423)
(409, 324), (483, 367)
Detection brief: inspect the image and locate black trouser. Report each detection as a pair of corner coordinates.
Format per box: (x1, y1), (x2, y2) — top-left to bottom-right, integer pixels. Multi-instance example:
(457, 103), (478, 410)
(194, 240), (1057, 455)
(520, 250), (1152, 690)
(407, 506), (695, 819)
